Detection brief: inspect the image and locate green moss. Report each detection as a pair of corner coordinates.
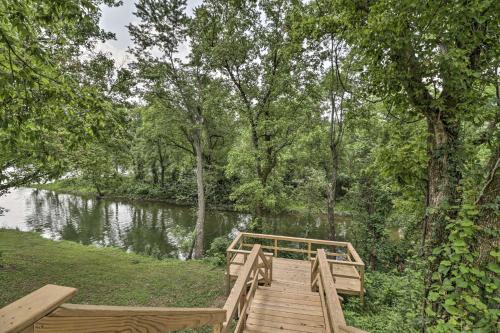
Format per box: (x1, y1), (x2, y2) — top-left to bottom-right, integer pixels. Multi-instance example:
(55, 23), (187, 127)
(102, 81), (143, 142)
(0, 229), (225, 309)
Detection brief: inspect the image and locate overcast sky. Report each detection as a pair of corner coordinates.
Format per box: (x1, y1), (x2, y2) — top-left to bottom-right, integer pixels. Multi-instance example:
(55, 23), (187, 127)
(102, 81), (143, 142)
(96, 0), (202, 65)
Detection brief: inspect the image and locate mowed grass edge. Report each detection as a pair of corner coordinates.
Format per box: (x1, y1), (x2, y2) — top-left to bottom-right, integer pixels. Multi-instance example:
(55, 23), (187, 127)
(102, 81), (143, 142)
(0, 229), (225, 308)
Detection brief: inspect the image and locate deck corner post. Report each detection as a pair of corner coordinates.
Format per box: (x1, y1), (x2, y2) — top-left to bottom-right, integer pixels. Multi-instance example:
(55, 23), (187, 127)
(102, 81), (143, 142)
(212, 322), (222, 333)
(360, 265), (365, 306)
(225, 250), (231, 296)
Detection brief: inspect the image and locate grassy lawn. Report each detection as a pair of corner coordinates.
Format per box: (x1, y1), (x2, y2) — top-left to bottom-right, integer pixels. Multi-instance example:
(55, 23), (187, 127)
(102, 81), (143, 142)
(0, 229), (225, 309)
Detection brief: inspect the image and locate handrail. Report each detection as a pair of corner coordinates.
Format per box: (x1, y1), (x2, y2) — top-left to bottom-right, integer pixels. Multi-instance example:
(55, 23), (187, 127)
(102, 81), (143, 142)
(0, 285), (226, 333)
(222, 244), (272, 333)
(311, 249), (347, 333)
(0, 284), (77, 333)
(227, 232), (365, 303)
(237, 232), (363, 265)
(225, 234), (273, 294)
(242, 232), (351, 246)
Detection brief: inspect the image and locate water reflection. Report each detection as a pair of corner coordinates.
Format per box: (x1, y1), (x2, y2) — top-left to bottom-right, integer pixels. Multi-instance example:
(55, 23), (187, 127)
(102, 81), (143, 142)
(0, 188), (351, 259)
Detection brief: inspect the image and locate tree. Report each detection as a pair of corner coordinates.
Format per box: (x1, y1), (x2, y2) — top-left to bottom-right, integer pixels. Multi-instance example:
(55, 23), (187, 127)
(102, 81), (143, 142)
(193, 0), (311, 220)
(0, 0), (121, 195)
(129, 0), (235, 258)
(318, 0), (499, 329)
(291, 3), (359, 239)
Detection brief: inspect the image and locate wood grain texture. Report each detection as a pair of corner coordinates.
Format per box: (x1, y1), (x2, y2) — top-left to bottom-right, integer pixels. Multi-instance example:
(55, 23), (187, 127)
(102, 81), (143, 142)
(0, 284), (77, 333)
(49, 304), (225, 317)
(34, 312), (225, 333)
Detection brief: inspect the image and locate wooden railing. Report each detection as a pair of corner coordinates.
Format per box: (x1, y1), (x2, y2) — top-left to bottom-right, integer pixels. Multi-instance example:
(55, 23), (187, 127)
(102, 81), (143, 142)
(0, 285), (226, 333)
(311, 249), (367, 333)
(227, 232), (365, 302)
(225, 233), (273, 294)
(312, 249), (346, 333)
(222, 244), (272, 333)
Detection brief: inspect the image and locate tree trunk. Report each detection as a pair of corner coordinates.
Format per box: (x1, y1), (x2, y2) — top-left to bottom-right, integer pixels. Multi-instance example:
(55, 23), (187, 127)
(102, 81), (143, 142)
(422, 110), (462, 314)
(192, 129), (206, 259)
(151, 160), (158, 185)
(327, 149), (339, 240)
(157, 141), (165, 188)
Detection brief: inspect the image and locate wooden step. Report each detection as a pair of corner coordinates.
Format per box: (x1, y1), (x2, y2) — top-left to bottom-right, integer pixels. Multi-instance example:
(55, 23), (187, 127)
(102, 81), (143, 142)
(243, 286), (326, 333)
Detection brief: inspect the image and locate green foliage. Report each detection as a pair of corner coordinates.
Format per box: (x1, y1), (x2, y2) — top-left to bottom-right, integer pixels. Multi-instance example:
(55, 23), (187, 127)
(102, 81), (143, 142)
(205, 236), (231, 266)
(344, 270), (423, 332)
(3, 0), (498, 329)
(426, 206), (499, 332)
(0, 0), (121, 190)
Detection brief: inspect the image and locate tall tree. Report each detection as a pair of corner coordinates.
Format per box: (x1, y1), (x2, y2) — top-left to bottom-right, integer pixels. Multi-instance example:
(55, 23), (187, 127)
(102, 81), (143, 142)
(129, 0), (234, 258)
(318, 0), (499, 328)
(194, 0), (310, 219)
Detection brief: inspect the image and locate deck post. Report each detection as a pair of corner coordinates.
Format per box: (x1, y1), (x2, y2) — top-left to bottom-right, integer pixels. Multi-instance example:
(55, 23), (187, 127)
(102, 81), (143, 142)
(212, 323), (222, 333)
(360, 265), (365, 305)
(274, 238), (278, 257)
(307, 241), (312, 260)
(226, 250), (231, 296)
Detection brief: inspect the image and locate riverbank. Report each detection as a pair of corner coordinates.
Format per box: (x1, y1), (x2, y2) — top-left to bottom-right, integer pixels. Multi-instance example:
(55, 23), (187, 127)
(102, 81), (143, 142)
(0, 229), (225, 309)
(33, 177), (237, 212)
(33, 178), (352, 216)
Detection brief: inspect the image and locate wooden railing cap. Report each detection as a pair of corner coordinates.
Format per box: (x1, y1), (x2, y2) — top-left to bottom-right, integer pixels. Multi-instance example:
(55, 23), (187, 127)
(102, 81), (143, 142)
(0, 284), (77, 333)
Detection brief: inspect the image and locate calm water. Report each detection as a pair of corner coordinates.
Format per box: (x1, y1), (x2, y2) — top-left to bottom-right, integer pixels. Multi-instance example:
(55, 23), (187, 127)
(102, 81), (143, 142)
(0, 188), (349, 259)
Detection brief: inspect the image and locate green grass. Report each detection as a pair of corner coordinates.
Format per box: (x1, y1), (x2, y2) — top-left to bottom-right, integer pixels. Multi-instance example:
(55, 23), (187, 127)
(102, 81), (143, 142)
(0, 229), (225, 309)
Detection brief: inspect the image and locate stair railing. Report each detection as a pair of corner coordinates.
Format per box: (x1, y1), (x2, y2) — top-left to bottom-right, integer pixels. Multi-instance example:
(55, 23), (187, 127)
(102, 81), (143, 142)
(311, 248), (347, 333)
(221, 244), (272, 333)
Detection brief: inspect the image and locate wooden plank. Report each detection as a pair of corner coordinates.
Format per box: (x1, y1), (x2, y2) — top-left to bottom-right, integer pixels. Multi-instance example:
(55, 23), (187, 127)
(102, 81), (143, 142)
(0, 285), (77, 333)
(241, 232), (350, 247)
(245, 322), (324, 333)
(34, 314), (224, 333)
(228, 249), (273, 257)
(259, 283), (316, 295)
(317, 277), (331, 333)
(35, 304), (225, 333)
(250, 302), (321, 316)
(249, 307), (325, 323)
(227, 233), (243, 252)
(247, 312), (325, 328)
(246, 317), (326, 333)
(223, 245), (260, 323)
(347, 243), (364, 265)
(254, 290), (321, 303)
(317, 249), (347, 331)
(334, 277), (362, 294)
(331, 263), (360, 279)
(327, 259), (365, 267)
(49, 304), (225, 317)
(251, 298), (322, 311)
(245, 326), (320, 333)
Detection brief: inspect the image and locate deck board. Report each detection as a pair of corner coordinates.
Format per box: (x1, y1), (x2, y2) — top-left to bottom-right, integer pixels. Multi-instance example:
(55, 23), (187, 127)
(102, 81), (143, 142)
(230, 257), (363, 295)
(244, 284), (326, 333)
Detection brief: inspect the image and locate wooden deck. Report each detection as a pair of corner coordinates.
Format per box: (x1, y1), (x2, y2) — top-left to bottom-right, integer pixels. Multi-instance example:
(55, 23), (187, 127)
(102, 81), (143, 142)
(1, 232), (367, 333)
(230, 255), (363, 297)
(225, 233), (367, 333)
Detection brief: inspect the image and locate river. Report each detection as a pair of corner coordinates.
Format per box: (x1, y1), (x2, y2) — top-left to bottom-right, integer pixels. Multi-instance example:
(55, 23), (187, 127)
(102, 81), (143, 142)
(0, 188), (351, 259)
